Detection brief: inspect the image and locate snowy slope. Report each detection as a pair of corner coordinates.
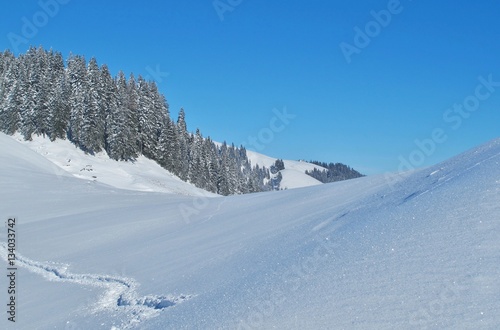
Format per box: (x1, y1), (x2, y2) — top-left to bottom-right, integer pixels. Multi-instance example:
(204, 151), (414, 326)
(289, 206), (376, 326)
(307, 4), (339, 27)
(9, 133), (216, 197)
(245, 149), (324, 189)
(1, 134), (499, 329)
(12, 133), (324, 193)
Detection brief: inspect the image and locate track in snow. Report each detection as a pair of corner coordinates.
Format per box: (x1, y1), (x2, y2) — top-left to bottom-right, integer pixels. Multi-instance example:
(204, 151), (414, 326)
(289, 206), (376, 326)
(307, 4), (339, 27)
(0, 243), (192, 329)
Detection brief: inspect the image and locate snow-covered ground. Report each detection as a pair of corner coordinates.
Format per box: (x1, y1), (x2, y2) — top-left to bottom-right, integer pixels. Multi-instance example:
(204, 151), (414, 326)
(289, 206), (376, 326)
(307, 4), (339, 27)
(12, 134), (324, 193)
(9, 133), (216, 197)
(245, 149), (324, 189)
(1, 132), (499, 329)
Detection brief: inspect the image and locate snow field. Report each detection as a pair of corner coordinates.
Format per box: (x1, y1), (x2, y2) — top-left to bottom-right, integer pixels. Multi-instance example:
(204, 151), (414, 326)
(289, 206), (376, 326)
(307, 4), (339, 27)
(1, 133), (499, 329)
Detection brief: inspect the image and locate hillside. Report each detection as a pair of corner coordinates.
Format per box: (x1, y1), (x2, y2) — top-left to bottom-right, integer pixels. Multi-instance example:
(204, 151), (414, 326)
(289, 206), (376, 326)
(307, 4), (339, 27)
(245, 149), (325, 189)
(0, 48), (363, 196)
(8, 133), (326, 194)
(1, 133), (499, 329)
(8, 133), (216, 197)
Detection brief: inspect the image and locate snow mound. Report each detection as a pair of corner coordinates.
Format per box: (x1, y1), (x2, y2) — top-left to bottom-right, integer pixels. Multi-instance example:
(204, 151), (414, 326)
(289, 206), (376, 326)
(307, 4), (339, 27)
(9, 133), (216, 197)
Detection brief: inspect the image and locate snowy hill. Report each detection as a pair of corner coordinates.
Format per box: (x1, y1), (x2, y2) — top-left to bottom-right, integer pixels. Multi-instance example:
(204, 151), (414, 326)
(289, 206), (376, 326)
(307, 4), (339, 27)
(1, 134), (499, 329)
(245, 149), (324, 189)
(11, 134), (325, 193)
(8, 133), (216, 197)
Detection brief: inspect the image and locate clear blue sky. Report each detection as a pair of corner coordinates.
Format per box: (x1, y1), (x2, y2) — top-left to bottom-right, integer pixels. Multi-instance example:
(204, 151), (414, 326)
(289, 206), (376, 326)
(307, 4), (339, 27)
(2, 0), (499, 174)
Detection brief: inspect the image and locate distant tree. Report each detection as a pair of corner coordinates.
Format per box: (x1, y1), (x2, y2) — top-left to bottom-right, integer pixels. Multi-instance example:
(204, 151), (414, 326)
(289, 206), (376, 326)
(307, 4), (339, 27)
(271, 159), (285, 174)
(271, 172), (283, 190)
(305, 161), (363, 183)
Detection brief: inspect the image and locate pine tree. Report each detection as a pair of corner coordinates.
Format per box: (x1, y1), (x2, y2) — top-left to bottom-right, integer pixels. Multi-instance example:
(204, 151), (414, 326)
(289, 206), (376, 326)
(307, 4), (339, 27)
(176, 108), (190, 180)
(126, 74), (140, 157)
(137, 76), (158, 158)
(0, 48), (279, 195)
(149, 81), (168, 158)
(0, 57), (21, 134)
(47, 50), (69, 140)
(33, 47), (51, 137)
(204, 137), (219, 193)
(103, 69), (125, 160)
(188, 128), (203, 187)
(67, 54), (87, 146)
(80, 57), (105, 153)
(19, 47), (39, 139)
(162, 119), (179, 173)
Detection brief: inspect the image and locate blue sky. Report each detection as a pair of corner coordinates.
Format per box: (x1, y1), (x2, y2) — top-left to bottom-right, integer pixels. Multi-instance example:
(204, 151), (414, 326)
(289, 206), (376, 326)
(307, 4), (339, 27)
(1, 0), (499, 174)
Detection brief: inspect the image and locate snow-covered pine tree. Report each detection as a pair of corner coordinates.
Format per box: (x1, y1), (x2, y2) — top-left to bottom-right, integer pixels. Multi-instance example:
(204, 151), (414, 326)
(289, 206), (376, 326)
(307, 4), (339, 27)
(67, 54), (87, 147)
(33, 47), (52, 138)
(204, 137), (219, 193)
(47, 50), (69, 140)
(19, 47), (39, 140)
(80, 57), (105, 153)
(149, 81), (168, 160)
(103, 69), (125, 160)
(176, 108), (190, 181)
(160, 118), (179, 174)
(0, 48), (281, 195)
(217, 143), (231, 196)
(126, 74), (140, 157)
(137, 76), (159, 158)
(189, 128), (204, 187)
(0, 56), (21, 134)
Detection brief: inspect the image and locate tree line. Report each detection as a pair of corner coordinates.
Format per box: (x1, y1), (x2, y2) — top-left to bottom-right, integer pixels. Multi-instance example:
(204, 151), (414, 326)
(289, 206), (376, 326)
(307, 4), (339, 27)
(0, 47), (274, 195)
(305, 161), (363, 183)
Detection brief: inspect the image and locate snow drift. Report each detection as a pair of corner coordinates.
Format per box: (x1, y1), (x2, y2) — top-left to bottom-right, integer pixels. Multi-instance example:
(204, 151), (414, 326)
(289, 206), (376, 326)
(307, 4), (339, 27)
(1, 133), (499, 329)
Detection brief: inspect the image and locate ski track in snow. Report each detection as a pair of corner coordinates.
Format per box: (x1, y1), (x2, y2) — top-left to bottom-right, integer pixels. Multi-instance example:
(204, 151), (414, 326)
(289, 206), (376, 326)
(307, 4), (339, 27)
(0, 243), (192, 329)
(403, 152), (500, 203)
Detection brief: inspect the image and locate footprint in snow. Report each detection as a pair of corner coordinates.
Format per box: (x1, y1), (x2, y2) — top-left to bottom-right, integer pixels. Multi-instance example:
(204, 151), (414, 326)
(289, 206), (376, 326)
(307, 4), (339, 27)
(0, 242), (192, 329)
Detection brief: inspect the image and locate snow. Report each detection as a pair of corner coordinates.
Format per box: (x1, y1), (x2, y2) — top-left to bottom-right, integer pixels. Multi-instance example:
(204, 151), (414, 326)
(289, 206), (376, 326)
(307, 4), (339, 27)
(245, 149), (324, 189)
(279, 168), (323, 189)
(9, 133), (216, 197)
(1, 132), (499, 329)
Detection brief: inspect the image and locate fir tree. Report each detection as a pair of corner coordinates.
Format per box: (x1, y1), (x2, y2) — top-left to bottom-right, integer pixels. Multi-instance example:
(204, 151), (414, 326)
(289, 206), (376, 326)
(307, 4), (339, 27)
(67, 54), (87, 146)
(80, 57), (105, 153)
(47, 50), (69, 140)
(0, 48), (285, 196)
